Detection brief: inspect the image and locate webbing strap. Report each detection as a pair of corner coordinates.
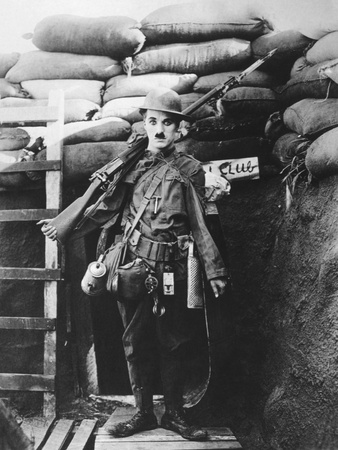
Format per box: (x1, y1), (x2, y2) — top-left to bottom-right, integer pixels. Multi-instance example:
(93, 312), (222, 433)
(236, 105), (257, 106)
(124, 163), (169, 240)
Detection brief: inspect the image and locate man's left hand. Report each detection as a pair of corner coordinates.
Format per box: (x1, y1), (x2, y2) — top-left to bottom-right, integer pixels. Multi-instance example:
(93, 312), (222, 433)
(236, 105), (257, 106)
(210, 276), (228, 299)
(204, 171), (231, 202)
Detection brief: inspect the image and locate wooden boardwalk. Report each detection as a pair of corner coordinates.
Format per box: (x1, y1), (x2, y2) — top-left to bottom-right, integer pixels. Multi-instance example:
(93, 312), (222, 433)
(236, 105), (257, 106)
(21, 416), (97, 450)
(95, 405), (242, 450)
(17, 404), (241, 449)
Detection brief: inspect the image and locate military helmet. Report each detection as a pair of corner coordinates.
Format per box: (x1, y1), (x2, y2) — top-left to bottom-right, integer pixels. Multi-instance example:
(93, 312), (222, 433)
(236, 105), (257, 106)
(139, 87), (192, 122)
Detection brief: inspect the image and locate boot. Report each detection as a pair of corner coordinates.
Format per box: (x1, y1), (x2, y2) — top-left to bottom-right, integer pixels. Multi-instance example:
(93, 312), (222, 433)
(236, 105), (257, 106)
(105, 408), (158, 437)
(161, 408), (208, 441)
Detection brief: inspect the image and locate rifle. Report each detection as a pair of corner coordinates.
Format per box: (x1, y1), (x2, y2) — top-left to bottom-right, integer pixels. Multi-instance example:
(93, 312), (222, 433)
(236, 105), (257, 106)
(48, 48), (277, 244)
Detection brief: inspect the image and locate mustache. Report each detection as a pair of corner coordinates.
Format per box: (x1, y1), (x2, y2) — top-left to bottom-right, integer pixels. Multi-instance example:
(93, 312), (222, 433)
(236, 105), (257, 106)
(155, 132), (165, 139)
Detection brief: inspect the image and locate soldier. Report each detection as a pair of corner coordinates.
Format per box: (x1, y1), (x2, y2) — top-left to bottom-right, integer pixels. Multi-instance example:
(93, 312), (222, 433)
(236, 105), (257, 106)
(39, 87), (229, 441)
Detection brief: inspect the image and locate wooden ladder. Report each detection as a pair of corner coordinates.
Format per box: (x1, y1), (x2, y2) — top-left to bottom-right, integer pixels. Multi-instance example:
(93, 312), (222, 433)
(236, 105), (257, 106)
(0, 90), (64, 417)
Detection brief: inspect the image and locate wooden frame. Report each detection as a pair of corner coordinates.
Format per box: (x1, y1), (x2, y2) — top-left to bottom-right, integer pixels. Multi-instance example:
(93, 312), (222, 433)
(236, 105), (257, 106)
(0, 90), (64, 418)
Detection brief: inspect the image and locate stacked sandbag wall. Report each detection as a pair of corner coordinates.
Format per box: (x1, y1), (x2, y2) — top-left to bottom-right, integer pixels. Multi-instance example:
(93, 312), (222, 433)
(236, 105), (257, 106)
(0, 15), (147, 186)
(5, 3), (338, 187)
(0, 2), (325, 188)
(264, 31), (338, 179)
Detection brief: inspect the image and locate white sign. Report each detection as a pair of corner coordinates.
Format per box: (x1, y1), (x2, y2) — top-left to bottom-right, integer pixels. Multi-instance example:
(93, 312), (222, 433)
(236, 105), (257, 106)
(203, 157), (260, 182)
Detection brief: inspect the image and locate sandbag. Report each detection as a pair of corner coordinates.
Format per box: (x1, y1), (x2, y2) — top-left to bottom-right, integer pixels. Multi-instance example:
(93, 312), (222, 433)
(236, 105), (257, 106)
(0, 149), (34, 187)
(101, 97), (144, 124)
(272, 132), (311, 168)
(180, 93), (216, 120)
(0, 98), (101, 124)
(19, 126), (47, 146)
(297, 2), (338, 40)
(189, 115), (267, 141)
(277, 61), (338, 107)
(220, 87), (280, 116)
(32, 15), (146, 59)
(289, 56), (309, 79)
(103, 73), (197, 103)
(126, 39), (252, 76)
(306, 32), (338, 64)
(283, 99), (338, 139)
(36, 141), (129, 185)
(140, 1), (271, 45)
(0, 128), (30, 151)
(21, 80), (104, 105)
(305, 128), (338, 179)
(0, 53), (20, 78)
(63, 99), (101, 123)
(176, 136), (272, 163)
(0, 79), (30, 99)
(264, 112), (288, 143)
(193, 70), (280, 94)
(63, 118), (131, 145)
(251, 30), (313, 74)
(131, 121), (146, 137)
(6, 51), (122, 83)
(318, 58), (338, 85)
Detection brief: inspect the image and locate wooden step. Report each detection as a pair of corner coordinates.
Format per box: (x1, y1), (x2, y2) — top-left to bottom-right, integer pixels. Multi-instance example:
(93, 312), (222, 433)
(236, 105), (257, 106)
(0, 317), (56, 330)
(0, 374), (54, 391)
(0, 267), (61, 280)
(0, 208), (59, 221)
(95, 405), (242, 450)
(0, 106), (60, 123)
(1, 160), (61, 173)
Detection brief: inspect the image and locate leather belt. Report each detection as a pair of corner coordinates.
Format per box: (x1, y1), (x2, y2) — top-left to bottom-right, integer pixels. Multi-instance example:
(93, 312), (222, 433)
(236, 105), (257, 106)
(127, 229), (189, 262)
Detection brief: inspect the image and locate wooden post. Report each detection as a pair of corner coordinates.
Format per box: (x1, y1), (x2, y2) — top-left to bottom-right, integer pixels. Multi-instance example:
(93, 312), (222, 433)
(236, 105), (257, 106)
(44, 89), (64, 417)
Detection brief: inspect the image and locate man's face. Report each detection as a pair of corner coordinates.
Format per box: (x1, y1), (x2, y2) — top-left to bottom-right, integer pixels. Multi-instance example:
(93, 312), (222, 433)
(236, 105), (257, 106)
(143, 109), (179, 154)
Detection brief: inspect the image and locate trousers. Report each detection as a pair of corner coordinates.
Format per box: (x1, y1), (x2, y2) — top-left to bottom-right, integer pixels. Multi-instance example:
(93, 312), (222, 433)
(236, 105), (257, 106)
(117, 276), (205, 411)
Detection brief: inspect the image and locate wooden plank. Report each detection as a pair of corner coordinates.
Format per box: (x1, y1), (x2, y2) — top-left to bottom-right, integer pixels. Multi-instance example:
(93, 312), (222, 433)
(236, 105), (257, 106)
(21, 416), (55, 449)
(0, 209), (59, 221)
(0, 267), (62, 280)
(1, 160), (61, 173)
(97, 428), (237, 441)
(98, 406), (242, 449)
(0, 374), (54, 391)
(42, 419), (74, 450)
(0, 317), (56, 330)
(45, 90), (64, 212)
(95, 440), (242, 449)
(0, 106), (60, 123)
(103, 406), (237, 438)
(67, 419), (97, 450)
(43, 90), (64, 418)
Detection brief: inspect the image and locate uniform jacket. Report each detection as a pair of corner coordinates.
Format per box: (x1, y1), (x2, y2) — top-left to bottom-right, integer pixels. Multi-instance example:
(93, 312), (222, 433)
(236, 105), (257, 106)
(79, 148), (227, 281)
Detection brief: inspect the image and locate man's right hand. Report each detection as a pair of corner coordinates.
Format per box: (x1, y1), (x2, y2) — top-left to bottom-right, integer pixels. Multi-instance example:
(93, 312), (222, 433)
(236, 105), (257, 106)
(37, 219), (57, 241)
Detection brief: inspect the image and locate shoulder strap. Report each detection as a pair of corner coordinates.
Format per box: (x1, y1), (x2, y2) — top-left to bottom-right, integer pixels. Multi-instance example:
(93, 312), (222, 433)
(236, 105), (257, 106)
(124, 163), (169, 240)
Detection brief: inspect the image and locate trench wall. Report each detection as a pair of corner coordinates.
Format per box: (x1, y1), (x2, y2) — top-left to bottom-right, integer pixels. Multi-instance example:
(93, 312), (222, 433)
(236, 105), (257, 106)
(214, 175), (338, 450)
